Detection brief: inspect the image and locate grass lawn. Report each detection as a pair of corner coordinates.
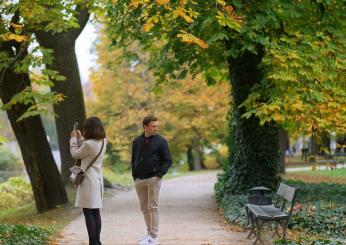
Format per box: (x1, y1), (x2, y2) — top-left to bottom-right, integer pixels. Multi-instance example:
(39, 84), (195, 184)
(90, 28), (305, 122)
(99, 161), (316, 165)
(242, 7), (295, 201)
(285, 167), (346, 184)
(293, 167), (346, 177)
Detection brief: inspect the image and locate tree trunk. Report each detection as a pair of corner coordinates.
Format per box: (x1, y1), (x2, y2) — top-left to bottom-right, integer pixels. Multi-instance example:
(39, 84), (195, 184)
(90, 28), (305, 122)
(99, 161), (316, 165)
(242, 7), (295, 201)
(200, 147), (207, 169)
(35, 7), (89, 182)
(320, 132), (330, 156)
(218, 49), (280, 195)
(311, 132), (330, 156)
(192, 137), (202, 170)
(0, 43), (68, 212)
(278, 128), (287, 174)
(310, 135), (320, 156)
(187, 145), (194, 171)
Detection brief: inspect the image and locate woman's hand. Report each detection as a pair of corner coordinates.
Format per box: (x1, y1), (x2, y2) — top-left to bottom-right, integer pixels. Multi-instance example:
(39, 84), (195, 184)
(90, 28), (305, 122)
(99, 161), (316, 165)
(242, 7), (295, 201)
(71, 130), (77, 138)
(76, 130), (81, 139)
(71, 130), (81, 138)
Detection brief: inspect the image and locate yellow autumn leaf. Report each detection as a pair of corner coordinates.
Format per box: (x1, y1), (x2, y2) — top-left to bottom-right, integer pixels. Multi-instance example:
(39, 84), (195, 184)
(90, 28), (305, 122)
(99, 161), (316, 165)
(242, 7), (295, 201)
(129, 0), (149, 8)
(182, 13), (193, 23)
(173, 6), (184, 17)
(2, 33), (28, 42)
(177, 31), (209, 49)
(156, 0), (169, 5)
(224, 6), (234, 15)
(217, 0), (226, 7)
(143, 21), (154, 32)
(173, 7), (194, 23)
(10, 23), (23, 30)
(272, 113), (284, 122)
(180, 0), (188, 5)
(291, 101), (304, 112)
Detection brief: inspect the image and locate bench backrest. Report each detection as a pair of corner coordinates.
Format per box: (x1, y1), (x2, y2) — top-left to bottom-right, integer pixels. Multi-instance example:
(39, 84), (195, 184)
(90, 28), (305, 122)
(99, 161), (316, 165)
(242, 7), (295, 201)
(277, 183), (296, 202)
(275, 183), (298, 215)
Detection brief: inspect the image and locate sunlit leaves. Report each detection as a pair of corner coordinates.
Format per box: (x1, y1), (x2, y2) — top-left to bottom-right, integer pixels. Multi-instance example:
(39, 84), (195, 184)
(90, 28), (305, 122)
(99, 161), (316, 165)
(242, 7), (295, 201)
(129, 0), (150, 8)
(105, 0), (346, 136)
(215, 2), (243, 32)
(1, 87), (65, 122)
(156, 0), (169, 5)
(242, 32), (346, 134)
(173, 6), (193, 23)
(0, 0), (85, 120)
(177, 30), (208, 48)
(1, 33), (29, 42)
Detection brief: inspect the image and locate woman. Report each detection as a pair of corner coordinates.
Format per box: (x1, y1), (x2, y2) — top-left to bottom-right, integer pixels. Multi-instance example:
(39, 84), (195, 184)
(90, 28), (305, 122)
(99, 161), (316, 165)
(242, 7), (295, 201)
(70, 116), (107, 245)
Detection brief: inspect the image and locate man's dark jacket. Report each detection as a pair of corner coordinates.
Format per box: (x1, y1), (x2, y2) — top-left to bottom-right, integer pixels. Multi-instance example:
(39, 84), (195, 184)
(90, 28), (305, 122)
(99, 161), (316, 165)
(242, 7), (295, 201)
(131, 133), (172, 180)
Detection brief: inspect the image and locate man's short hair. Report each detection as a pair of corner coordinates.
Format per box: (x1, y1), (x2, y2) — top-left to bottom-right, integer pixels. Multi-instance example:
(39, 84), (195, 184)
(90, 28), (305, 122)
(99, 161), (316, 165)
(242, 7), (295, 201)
(143, 115), (158, 127)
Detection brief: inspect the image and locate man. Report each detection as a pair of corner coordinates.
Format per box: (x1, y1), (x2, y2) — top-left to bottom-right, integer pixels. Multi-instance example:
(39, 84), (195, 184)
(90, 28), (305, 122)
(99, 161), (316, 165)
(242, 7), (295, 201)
(131, 115), (172, 245)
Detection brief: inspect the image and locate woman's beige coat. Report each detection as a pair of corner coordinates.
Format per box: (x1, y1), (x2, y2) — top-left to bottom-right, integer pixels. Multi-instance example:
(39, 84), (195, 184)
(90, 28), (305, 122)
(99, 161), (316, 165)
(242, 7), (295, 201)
(70, 136), (107, 208)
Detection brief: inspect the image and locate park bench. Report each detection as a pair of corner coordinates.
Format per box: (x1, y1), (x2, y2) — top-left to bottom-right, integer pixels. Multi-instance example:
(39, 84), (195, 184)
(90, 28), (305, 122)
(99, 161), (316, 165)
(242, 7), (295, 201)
(247, 183), (298, 245)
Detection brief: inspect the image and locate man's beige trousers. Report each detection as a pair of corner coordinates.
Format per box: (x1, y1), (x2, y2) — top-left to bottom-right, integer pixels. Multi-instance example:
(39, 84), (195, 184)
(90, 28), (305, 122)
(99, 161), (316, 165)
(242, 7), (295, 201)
(135, 176), (162, 238)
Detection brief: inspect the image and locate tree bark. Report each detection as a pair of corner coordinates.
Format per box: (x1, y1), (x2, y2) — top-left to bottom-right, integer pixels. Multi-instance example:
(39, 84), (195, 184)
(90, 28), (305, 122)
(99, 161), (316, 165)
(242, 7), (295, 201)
(35, 7), (89, 182)
(218, 48), (280, 194)
(192, 137), (202, 170)
(320, 132), (330, 156)
(187, 145), (194, 171)
(278, 128), (287, 174)
(0, 42), (68, 212)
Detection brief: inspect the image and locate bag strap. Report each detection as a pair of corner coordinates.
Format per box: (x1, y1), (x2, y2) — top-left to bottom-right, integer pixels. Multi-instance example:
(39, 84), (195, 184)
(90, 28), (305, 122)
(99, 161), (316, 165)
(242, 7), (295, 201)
(84, 139), (105, 172)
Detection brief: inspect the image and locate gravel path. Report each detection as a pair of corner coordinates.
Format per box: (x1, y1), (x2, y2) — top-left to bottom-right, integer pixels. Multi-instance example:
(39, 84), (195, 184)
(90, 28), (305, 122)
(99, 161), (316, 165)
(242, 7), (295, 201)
(56, 171), (251, 245)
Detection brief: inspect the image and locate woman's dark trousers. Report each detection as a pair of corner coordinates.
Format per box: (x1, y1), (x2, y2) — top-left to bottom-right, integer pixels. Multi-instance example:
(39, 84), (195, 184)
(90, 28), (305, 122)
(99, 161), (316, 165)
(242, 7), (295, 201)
(83, 208), (102, 245)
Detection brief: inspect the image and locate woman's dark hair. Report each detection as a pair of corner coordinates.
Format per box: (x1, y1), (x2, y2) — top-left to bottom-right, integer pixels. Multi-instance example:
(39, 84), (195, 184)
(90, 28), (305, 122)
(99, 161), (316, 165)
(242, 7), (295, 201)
(82, 116), (106, 140)
(143, 115), (158, 127)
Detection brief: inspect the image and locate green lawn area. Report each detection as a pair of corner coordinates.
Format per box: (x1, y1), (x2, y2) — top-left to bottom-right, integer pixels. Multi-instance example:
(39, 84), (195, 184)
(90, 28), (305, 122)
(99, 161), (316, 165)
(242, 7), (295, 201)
(294, 168), (346, 177)
(285, 167), (346, 184)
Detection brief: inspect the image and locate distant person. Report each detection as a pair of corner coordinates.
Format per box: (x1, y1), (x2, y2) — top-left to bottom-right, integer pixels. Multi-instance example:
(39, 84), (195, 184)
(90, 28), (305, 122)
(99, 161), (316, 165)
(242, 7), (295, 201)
(70, 117), (107, 245)
(285, 137), (294, 158)
(301, 136), (309, 162)
(131, 115), (172, 245)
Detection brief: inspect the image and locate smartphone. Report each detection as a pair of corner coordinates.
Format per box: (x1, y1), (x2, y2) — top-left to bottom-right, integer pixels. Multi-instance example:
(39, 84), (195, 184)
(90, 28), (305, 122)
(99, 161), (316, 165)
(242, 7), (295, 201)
(73, 121), (79, 131)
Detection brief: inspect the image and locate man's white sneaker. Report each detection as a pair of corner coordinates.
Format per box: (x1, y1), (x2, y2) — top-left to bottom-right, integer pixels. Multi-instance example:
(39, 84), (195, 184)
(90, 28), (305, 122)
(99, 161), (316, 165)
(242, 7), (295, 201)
(146, 236), (159, 245)
(138, 235), (148, 243)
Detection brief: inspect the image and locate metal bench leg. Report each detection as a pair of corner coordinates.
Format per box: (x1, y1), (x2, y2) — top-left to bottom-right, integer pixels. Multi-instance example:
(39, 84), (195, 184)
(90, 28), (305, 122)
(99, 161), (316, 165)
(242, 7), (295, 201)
(272, 220), (287, 240)
(253, 219), (265, 245)
(272, 222), (280, 238)
(245, 206), (250, 228)
(247, 212), (256, 238)
(283, 221), (288, 240)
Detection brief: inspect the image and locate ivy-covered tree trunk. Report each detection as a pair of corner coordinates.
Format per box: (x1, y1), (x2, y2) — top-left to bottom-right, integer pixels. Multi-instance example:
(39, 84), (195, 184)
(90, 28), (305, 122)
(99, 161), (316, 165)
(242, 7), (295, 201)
(220, 49), (280, 194)
(278, 128), (287, 174)
(0, 44), (68, 212)
(35, 7), (89, 182)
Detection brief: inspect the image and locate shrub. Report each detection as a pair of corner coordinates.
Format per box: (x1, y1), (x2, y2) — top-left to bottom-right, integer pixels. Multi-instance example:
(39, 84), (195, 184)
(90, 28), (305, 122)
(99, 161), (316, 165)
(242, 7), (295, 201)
(290, 204), (345, 239)
(0, 224), (50, 245)
(0, 147), (22, 171)
(0, 177), (33, 210)
(274, 237), (343, 245)
(219, 194), (248, 226)
(286, 180), (346, 239)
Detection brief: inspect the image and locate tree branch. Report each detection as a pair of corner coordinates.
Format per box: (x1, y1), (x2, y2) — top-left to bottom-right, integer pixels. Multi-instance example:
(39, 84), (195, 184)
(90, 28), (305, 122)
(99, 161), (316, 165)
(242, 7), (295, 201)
(70, 5), (90, 39)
